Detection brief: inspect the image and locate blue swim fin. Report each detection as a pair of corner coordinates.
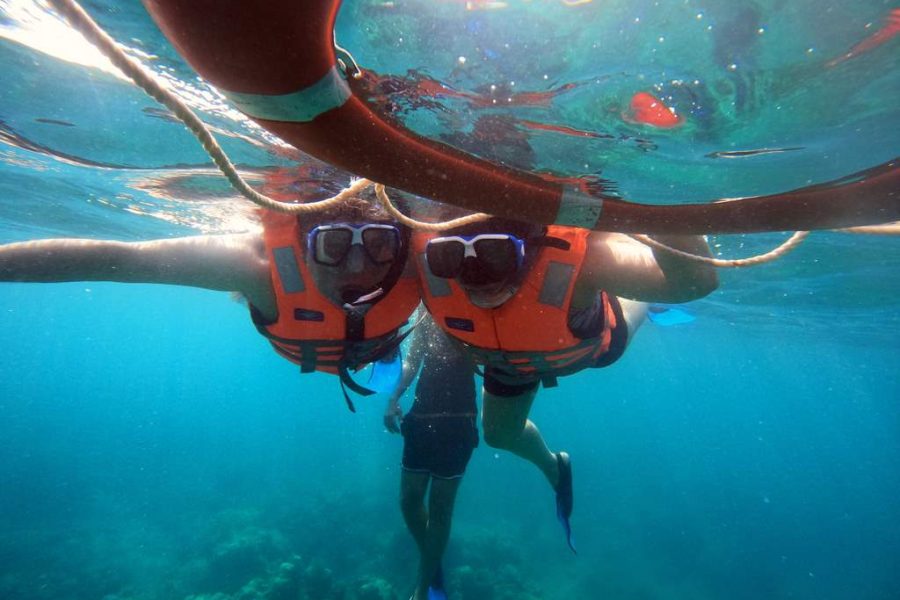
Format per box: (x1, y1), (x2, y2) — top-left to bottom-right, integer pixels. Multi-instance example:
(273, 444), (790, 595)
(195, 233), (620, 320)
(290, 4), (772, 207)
(427, 564), (447, 600)
(427, 585), (448, 600)
(648, 304), (695, 326)
(366, 348), (402, 394)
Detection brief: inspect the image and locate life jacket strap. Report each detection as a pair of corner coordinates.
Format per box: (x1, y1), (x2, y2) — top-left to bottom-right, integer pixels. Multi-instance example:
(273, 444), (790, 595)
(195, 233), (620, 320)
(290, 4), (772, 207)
(343, 302), (369, 342)
(338, 378), (357, 413)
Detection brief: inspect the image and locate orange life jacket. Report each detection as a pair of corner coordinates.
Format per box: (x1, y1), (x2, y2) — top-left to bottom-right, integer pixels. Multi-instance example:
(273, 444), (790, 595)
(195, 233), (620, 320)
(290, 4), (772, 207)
(254, 212), (420, 405)
(413, 225), (617, 387)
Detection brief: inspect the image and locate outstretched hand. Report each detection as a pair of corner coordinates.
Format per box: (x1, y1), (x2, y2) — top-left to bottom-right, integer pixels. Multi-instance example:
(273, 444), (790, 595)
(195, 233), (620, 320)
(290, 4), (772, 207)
(384, 402), (403, 434)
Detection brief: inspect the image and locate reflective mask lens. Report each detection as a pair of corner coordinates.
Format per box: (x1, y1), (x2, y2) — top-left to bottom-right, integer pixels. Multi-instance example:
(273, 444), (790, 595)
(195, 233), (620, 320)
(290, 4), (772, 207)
(425, 238), (466, 278)
(426, 234), (524, 282)
(310, 224), (401, 266)
(472, 237), (520, 279)
(317, 228), (352, 266)
(361, 226), (400, 264)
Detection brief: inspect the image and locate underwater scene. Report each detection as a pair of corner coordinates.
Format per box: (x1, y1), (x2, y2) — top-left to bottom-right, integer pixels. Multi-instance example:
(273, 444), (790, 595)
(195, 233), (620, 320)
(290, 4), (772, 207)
(0, 1), (898, 599)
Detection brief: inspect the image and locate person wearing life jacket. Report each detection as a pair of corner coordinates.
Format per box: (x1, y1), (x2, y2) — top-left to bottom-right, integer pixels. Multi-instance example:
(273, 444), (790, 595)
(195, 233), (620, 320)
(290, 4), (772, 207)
(0, 191), (419, 410)
(251, 198), (419, 409)
(413, 216), (719, 551)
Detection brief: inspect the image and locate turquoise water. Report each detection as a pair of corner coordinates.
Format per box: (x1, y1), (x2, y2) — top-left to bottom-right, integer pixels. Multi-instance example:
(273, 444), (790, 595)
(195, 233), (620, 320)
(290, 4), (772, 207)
(1, 1), (899, 599)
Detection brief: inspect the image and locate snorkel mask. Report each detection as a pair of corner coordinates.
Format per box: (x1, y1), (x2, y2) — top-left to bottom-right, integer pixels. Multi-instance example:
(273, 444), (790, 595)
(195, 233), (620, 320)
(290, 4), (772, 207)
(425, 233), (526, 286)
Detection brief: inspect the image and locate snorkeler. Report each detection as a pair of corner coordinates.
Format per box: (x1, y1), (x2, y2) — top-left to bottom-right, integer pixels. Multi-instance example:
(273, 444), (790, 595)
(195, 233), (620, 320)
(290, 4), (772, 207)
(384, 312), (478, 600)
(0, 190), (419, 408)
(413, 217), (719, 550)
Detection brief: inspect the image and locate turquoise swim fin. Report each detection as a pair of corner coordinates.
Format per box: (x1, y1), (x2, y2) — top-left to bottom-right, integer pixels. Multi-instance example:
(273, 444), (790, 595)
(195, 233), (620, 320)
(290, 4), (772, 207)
(366, 348), (402, 394)
(648, 304), (695, 326)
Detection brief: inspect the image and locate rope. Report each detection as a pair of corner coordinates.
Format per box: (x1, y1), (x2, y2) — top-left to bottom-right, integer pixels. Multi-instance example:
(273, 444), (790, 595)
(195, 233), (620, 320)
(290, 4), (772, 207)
(629, 220), (899, 266)
(630, 232), (810, 268)
(630, 221), (900, 268)
(334, 36), (363, 79)
(374, 185), (490, 231)
(47, 0), (360, 215)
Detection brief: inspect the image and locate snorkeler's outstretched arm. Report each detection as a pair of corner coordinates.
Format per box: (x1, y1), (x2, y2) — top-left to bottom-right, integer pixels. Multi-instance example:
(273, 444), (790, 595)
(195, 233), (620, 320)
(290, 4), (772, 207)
(577, 232), (719, 304)
(0, 234), (276, 313)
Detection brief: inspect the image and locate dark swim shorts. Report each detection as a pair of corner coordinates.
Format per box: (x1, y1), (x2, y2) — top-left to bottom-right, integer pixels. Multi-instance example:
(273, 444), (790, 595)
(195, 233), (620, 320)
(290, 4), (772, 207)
(401, 414), (479, 479)
(483, 370), (540, 397)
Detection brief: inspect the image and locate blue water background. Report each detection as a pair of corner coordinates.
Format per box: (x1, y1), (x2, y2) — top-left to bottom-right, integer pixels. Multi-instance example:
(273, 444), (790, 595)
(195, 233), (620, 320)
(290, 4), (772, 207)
(1, 1), (899, 599)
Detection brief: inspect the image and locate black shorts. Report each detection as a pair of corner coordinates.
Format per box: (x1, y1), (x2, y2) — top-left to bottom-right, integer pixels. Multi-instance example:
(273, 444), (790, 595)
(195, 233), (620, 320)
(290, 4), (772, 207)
(594, 294), (628, 368)
(482, 295), (630, 397)
(483, 369), (540, 397)
(401, 414), (478, 479)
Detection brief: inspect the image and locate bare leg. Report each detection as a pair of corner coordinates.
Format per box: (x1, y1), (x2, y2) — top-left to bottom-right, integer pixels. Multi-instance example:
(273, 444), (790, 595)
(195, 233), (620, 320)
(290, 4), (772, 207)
(478, 301), (645, 489)
(400, 471), (430, 553)
(481, 386), (561, 487)
(412, 477), (463, 600)
(618, 298), (648, 342)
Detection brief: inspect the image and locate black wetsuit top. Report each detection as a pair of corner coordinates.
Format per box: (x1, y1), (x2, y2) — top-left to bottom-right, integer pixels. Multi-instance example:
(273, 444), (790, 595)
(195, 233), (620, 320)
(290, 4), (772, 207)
(408, 326), (477, 417)
(401, 322), (478, 478)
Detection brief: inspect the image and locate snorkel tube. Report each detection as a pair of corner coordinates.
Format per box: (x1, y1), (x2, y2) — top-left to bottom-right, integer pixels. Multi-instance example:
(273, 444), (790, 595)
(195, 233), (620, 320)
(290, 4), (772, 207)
(143, 0), (898, 234)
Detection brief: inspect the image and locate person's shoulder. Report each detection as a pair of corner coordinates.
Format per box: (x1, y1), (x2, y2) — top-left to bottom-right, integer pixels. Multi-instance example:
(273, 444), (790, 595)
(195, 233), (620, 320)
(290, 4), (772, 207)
(197, 232), (266, 262)
(584, 231), (649, 263)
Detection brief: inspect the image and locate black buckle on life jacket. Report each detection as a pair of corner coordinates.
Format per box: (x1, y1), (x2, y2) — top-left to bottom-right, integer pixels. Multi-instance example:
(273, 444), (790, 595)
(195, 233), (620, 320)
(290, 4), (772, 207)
(344, 304), (368, 342)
